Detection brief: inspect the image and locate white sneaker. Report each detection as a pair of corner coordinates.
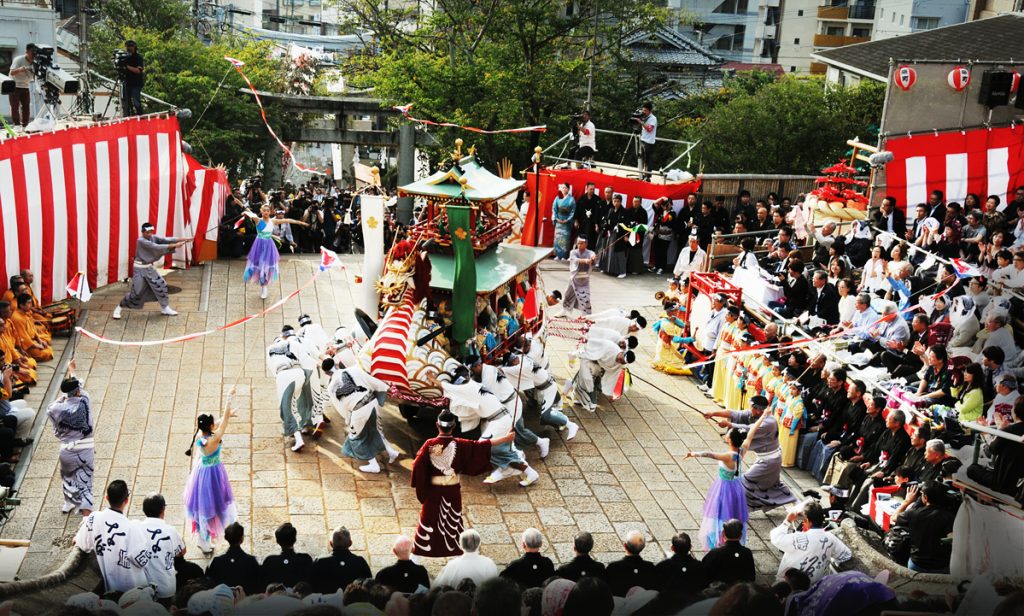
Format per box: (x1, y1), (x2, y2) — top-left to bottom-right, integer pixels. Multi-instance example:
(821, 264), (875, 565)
(291, 431), (305, 452)
(161, 306), (178, 316)
(260, 286), (268, 299)
(61, 502), (78, 514)
(617, 273), (627, 279)
(112, 305), (122, 320)
(359, 458), (382, 473)
(565, 421), (579, 440)
(537, 437), (550, 459)
(386, 444), (400, 464)
(519, 466), (540, 487)
(697, 383), (710, 392)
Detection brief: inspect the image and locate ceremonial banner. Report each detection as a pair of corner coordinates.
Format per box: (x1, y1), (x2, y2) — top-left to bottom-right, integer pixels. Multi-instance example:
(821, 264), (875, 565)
(883, 126), (1024, 212)
(521, 168), (701, 247)
(0, 115), (225, 304)
(448, 205), (476, 348)
(358, 194), (386, 317)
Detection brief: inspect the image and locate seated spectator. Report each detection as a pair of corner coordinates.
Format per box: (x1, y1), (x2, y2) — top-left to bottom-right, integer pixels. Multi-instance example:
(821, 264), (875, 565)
(138, 493), (185, 604)
(0, 321), (37, 388)
(806, 270), (840, 327)
(914, 345), (953, 407)
(990, 374), (1020, 425)
(654, 532), (706, 596)
(992, 250), (1024, 290)
(260, 522), (313, 591)
(375, 534), (429, 593)
(702, 519), (754, 586)
(975, 314), (1019, 362)
(838, 408), (911, 509)
(770, 260), (810, 318)
(311, 526), (371, 594)
(872, 313), (929, 380)
(769, 502), (851, 583)
(967, 397), (1024, 498)
(981, 346), (1005, 402)
(434, 529), (498, 588)
(7, 295), (52, 361)
(473, 577), (521, 616)
(432, 590), (472, 616)
(554, 531), (606, 581)
(891, 481), (956, 574)
(499, 528), (553, 590)
(562, 576), (614, 616)
(605, 530), (656, 596)
(205, 522), (262, 595)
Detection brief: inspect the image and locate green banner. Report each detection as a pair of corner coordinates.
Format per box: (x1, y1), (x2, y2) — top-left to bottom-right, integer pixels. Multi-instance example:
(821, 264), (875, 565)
(448, 205), (476, 352)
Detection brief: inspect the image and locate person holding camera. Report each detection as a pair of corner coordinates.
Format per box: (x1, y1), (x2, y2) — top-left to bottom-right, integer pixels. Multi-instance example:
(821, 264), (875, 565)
(631, 102), (657, 178)
(7, 44), (37, 127)
(574, 110), (597, 165)
(769, 501), (852, 583)
(121, 40), (145, 116)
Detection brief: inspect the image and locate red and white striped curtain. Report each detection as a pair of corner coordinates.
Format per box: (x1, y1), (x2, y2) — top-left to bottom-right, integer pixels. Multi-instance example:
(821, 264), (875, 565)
(0, 115), (227, 304)
(883, 126), (1024, 213)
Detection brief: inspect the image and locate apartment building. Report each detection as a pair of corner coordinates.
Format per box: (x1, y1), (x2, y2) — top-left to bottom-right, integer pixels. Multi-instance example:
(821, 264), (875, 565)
(668, 0), (782, 64)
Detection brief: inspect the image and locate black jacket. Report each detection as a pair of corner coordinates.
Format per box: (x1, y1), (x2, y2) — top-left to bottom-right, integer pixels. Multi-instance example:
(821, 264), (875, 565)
(782, 275), (811, 315)
(808, 283), (841, 324)
(500, 552), (555, 590)
(702, 541), (755, 586)
(553, 554), (606, 582)
(206, 545), (262, 595)
(989, 421), (1024, 495)
(310, 548), (372, 594)
(874, 209), (906, 238)
(262, 549), (314, 591)
(375, 559), (430, 593)
(605, 554), (656, 596)
(653, 553), (706, 594)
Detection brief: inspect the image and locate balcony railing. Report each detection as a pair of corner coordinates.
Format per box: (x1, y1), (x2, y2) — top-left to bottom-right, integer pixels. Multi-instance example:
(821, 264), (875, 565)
(817, 5), (847, 19)
(0, 0), (54, 8)
(809, 61), (828, 74)
(813, 33), (869, 47)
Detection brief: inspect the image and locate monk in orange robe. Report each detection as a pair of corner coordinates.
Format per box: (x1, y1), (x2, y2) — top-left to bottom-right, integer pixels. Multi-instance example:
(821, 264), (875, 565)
(6, 296), (52, 362)
(0, 318), (37, 385)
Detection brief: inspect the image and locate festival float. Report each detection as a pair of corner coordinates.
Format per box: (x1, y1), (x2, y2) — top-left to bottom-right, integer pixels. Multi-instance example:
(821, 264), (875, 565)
(356, 141), (553, 421)
(802, 160), (870, 225)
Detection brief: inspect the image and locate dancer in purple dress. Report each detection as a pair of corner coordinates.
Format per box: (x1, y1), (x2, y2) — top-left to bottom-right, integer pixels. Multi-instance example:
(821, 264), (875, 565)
(684, 395), (771, 551)
(184, 392), (238, 553)
(243, 205), (308, 299)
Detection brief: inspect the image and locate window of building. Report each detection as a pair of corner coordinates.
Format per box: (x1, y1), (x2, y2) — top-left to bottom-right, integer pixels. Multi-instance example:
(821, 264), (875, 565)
(0, 48), (12, 76)
(900, 14), (904, 25)
(825, 25), (844, 36)
(797, 9), (803, 15)
(790, 66), (797, 72)
(891, 12), (895, 22)
(852, 27), (870, 37)
(794, 37), (800, 44)
(712, 24), (746, 50)
(912, 16), (940, 30)
(713, 0), (749, 14)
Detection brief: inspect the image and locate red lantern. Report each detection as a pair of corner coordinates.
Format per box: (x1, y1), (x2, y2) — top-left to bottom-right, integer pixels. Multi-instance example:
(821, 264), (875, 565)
(894, 65), (917, 91)
(947, 66), (971, 92)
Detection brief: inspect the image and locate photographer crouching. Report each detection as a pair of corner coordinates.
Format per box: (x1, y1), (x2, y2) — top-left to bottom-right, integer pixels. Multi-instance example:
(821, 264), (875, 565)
(630, 101), (657, 179)
(118, 40), (145, 116)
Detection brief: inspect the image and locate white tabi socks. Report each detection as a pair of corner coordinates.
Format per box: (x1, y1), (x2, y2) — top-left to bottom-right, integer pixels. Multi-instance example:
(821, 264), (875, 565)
(565, 421), (579, 440)
(537, 437), (550, 459)
(360, 457), (382, 473)
(519, 466), (540, 487)
(291, 431), (305, 452)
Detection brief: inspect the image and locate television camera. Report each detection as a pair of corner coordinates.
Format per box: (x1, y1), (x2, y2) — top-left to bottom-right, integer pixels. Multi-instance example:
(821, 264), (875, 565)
(31, 45), (80, 100)
(0, 73), (13, 96)
(627, 107), (645, 133)
(112, 49), (131, 79)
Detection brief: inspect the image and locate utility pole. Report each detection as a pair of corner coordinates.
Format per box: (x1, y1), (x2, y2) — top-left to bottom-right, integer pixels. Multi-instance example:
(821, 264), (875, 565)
(585, 7), (599, 111)
(77, 0), (93, 115)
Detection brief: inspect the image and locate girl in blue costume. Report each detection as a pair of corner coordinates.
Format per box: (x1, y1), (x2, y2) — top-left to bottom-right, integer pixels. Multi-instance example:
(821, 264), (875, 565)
(684, 405), (770, 550)
(184, 392), (238, 553)
(243, 204), (309, 299)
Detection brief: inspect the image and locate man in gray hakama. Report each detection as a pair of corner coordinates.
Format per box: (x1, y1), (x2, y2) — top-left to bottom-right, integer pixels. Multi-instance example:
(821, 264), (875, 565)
(563, 237), (597, 315)
(46, 363), (94, 515)
(112, 223), (188, 319)
(704, 396), (797, 510)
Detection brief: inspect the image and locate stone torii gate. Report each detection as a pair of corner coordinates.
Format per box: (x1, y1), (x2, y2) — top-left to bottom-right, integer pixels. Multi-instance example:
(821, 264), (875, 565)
(243, 89), (417, 223)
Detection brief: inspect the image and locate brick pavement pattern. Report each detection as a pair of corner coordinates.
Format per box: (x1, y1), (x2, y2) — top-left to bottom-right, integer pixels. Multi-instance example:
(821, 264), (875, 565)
(3, 254), (806, 583)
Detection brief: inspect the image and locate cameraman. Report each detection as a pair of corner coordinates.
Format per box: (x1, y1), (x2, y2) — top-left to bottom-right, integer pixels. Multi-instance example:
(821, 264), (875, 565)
(7, 44), (37, 127)
(574, 110), (597, 165)
(121, 40), (145, 116)
(631, 101), (657, 178)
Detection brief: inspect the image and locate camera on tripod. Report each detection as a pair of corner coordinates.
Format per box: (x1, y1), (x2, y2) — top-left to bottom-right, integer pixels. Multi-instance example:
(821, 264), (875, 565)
(112, 49), (131, 79)
(627, 108), (644, 132)
(31, 45), (79, 98)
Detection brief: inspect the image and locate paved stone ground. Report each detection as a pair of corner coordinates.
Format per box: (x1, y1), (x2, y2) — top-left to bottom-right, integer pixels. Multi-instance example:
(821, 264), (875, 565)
(2, 253), (816, 589)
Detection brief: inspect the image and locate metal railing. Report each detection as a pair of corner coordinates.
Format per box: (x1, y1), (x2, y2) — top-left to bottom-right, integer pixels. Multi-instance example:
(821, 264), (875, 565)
(0, 0), (54, 7)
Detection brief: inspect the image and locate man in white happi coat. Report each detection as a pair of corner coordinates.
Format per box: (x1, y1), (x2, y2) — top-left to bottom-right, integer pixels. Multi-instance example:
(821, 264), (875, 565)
(673, 231), (706, 278)
(587, 311), (647, 337)
(75, 479), (150, 593)
(473, 360), (550, 460)
(326, 359), (399, 473)
(266, 325), (314, 451)
(566, 338), (635, 412)
(585, 326), (639, 352)
(440, 367), (540, 487)
(298, 314), (330, 433)
(502, 352), (579, 441)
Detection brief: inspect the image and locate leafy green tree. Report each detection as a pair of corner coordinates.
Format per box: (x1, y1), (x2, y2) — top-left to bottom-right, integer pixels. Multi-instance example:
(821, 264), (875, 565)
(338, 0), (669, 165)
(671, 77), (883, 174)
(89, 27), (291, 175)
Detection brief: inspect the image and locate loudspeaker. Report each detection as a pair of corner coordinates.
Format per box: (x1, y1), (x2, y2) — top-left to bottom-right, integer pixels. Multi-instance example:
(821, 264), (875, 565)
(979, 70), (1013, 107)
